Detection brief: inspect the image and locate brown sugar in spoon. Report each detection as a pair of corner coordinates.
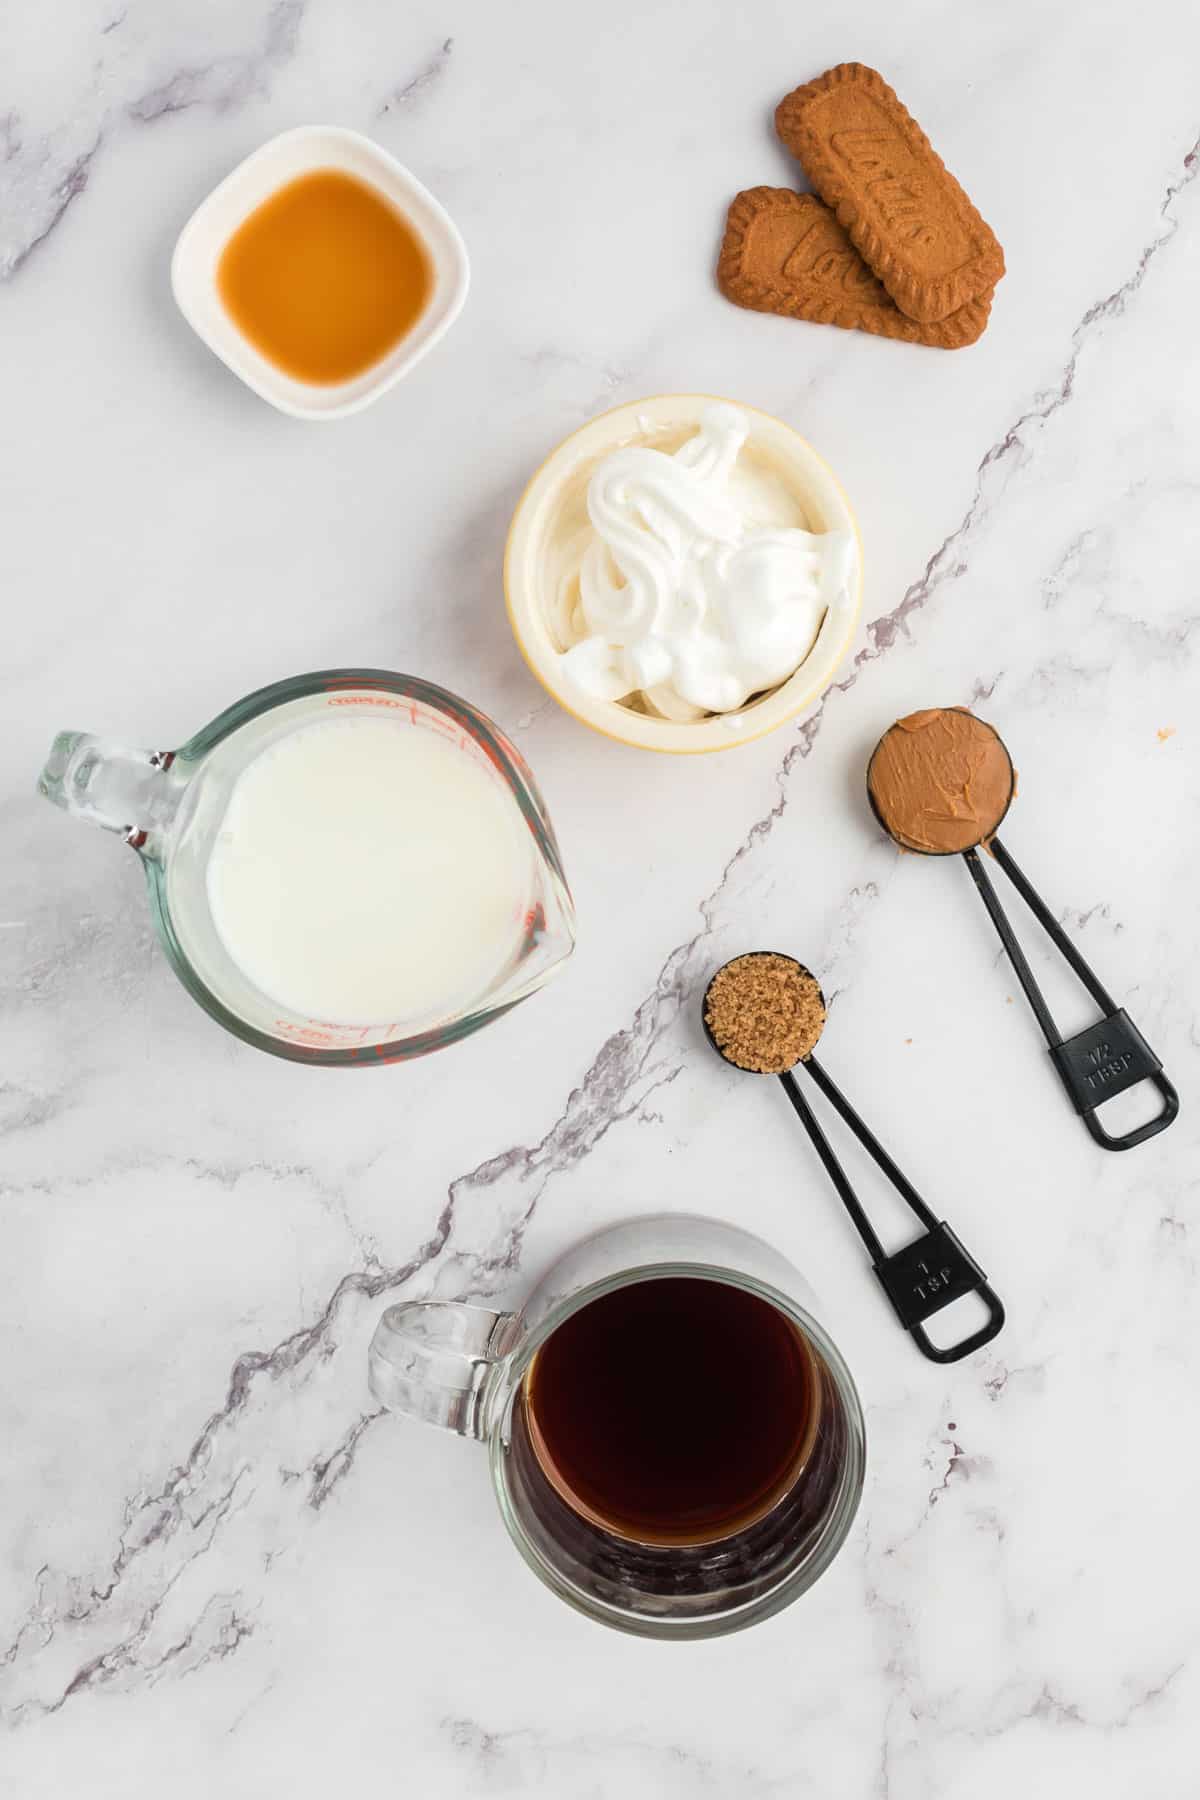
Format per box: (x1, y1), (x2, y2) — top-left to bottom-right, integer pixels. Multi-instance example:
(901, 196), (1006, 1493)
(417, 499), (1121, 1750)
(703, 952), (1005, 1364)
(867, 707), (1178, 1151)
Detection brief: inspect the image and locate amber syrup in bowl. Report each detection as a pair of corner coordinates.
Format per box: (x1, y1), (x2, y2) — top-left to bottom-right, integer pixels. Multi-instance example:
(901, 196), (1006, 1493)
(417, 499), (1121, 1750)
(172, 126), (469, 419)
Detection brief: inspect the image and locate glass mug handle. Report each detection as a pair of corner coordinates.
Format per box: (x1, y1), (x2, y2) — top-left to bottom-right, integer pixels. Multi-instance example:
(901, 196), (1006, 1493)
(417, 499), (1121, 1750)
(38, 730), (178, 852)
(368, 1302), (519, 1440)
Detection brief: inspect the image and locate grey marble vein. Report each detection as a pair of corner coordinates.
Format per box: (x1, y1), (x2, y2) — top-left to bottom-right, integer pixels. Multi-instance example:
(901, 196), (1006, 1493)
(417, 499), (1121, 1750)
(1, 0), (306, 279)
(1, 140), (98, 280)
(439, 1716), (793, 1795)
(926, 1433), (992, 1507)
(3, 1472), (252, 1723)
(974, 1661), (1186, 1739)
(377, 37), (455, 116)
(127, 0), (304, 123)
(305, 1408), (386, 1511)
(844, 126), (1200, 678)
(61, 1593), (255, 1707)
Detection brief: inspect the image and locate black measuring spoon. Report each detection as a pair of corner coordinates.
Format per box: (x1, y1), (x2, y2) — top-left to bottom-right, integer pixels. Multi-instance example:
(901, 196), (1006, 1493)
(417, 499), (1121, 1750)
(867, 709), (1178, 1152)
(703, 953), (1005, 1365)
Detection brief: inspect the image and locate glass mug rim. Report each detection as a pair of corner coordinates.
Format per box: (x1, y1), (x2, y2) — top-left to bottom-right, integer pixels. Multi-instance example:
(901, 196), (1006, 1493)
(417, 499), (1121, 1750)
(487, 1263), (866, 1639)
(518, 1272), (828, 1548)
(369, 1218), (867, 1641)
(47, 668), (573, 1067)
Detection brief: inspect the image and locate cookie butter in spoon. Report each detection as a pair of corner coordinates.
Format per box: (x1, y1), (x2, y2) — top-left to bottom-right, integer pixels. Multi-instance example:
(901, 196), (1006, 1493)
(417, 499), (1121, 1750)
(866, 706), (1014, 853)
(868, 707), (1177, 1152)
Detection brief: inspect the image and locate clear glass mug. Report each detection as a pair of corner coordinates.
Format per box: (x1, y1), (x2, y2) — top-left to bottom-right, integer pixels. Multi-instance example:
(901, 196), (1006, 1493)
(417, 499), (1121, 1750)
(369, 1216), (866, 1638)
(37, 670), (575, 1063)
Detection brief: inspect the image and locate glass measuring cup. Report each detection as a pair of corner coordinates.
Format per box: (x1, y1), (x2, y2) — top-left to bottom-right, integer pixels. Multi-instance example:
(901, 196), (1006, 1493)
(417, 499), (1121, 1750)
(38, 670), (575, 1063)
(368, 1215), (866, 1639)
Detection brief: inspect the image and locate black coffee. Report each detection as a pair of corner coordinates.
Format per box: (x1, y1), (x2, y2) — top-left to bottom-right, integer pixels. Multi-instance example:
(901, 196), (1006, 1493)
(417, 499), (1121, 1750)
(523, 1276), (816, 1545)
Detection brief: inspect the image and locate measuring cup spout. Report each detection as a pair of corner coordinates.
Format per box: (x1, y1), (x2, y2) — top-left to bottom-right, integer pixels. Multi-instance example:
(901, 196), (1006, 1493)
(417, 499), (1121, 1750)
(37, 730), (181, 856)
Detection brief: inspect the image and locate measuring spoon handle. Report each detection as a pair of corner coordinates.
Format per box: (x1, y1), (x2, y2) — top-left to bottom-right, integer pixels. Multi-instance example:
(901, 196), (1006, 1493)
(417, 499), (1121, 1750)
(780, 1065), (1004, 1364)
(964, 842), (1178, 1152)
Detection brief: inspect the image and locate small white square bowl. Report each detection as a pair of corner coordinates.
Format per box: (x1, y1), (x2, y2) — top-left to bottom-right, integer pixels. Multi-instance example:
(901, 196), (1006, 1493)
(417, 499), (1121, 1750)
(171, 125), (469, 420)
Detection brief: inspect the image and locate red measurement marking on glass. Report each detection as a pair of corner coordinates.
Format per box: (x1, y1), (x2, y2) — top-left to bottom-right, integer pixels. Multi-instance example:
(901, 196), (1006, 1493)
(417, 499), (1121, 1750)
(275, 1020), (336, 1046)
(423, 710), (460, 741)
(326, 694), (406, 710)
(274, 1019), (375, 1048)
(320, 694), (491, 771)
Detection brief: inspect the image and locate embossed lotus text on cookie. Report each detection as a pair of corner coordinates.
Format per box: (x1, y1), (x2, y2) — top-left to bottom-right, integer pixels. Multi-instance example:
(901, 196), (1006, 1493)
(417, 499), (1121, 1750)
(716, 189), (991, 350)
(775, 63), (1004, 324)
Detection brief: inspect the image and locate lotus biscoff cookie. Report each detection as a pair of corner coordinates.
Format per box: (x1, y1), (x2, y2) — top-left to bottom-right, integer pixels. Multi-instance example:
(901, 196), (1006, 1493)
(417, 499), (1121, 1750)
(775, 63), (1004, 324)
(716, 188), (991, 350)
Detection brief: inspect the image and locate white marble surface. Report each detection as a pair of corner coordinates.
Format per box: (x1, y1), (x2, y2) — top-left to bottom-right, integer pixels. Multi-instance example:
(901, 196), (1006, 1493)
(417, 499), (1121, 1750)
(2, 1), (1198, 1792)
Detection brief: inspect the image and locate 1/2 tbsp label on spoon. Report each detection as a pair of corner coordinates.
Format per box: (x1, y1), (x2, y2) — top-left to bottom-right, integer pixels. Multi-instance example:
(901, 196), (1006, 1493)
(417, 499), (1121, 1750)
(1085, 1040), (1135, 1089)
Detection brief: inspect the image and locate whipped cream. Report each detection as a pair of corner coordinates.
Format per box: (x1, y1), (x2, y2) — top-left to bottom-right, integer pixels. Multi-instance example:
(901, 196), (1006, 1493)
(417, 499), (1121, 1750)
(557, 405), (855, 718)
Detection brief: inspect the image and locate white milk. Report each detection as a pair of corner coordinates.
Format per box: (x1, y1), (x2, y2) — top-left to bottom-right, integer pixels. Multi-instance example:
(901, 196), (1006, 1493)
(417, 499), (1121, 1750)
(204, 714), (532, 1024)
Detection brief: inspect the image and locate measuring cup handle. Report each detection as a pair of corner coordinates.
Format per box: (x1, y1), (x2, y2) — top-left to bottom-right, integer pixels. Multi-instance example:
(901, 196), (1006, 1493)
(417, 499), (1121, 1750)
(37, 731), (178, 853)
(368, 1301), (519, 1440)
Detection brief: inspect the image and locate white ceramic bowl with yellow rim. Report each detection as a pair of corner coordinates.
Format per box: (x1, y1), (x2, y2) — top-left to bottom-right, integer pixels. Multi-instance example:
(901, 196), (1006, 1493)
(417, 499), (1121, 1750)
(504, 394), (862, 754)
